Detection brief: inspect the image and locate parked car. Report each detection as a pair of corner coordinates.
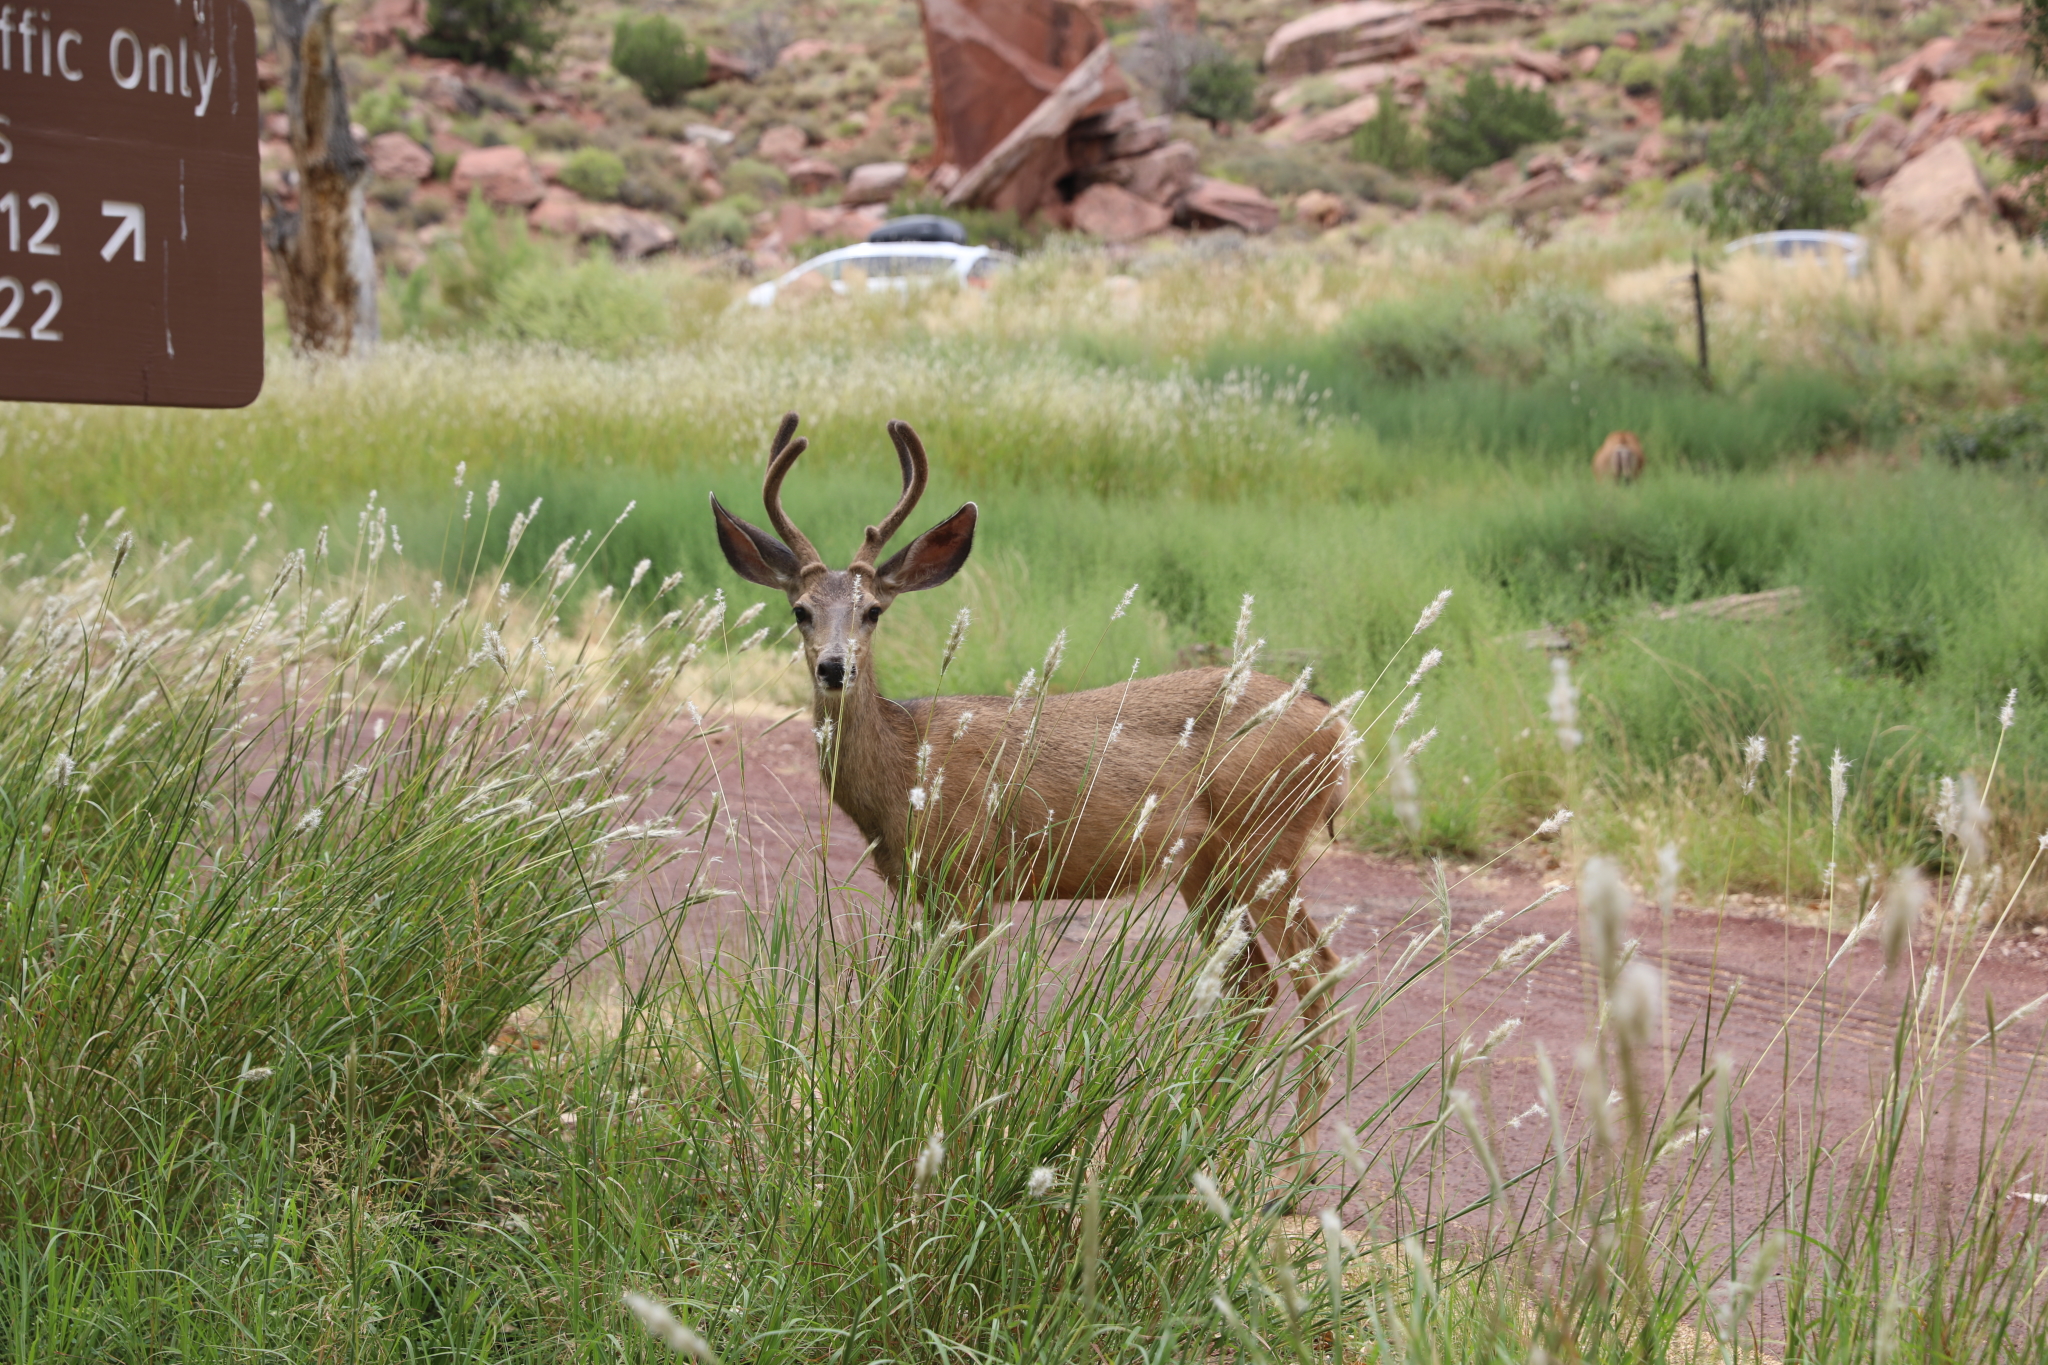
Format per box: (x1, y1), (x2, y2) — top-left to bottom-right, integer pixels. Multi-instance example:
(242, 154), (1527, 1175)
(745, 241), (1018, 307)
(1724, 230), (1869, 279)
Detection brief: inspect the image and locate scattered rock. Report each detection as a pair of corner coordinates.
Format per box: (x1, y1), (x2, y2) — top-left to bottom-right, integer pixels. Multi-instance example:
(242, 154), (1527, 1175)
(1878, 37), (1966, 95)
(1179, 177), (1279, 234)
(1622, 130), (1663, 181)
(1263, 2), (1422, 78)
(778, 38), (836, 65)
(1416, 0), (1542, 24)
(686, 124), (737, 147)
(1510, 45), (1570, 83)
(528, 186), (589, 236)
(353, 0), (426, 54)
(844, 161), (911, 205)
(1106, 116), (1172, 160)
(1070, 182), (1173, 240)
(1496, 166), (1573, 206)
(1573, 44), (1602, 73)
(581, 206), (677, 260)
(757, 125), (811, 166)
(1879, 137), (1990, 234)
(704, 48), (750, 83)
(450, 146), (544, 208)
(1077, 0), (1198, 31)
(1294, 189), (1352, 228)
(421, 70), (482, 116)
(1275, 94), (1382, 144)
(1813, 50), (1870, 84)
(1827, 112), (1908, 185)
(1098, 139), (1200, 203)
(366, 131), (433, 183)
(1922, 78), (1974, 114)
(673, 142), (718, 182)
(786, 157), (844, 193)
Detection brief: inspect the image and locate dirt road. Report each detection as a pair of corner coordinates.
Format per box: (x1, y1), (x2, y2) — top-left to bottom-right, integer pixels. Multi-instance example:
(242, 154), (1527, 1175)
(616, 714), (2048, 1236)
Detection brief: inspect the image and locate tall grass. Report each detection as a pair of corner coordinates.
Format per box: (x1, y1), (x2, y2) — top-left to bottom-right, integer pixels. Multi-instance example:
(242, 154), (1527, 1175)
(0, 491), (714, 1355)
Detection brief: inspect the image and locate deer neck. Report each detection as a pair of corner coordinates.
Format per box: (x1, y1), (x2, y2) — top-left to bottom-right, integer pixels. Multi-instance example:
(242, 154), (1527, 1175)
(813, 666), (915, 869)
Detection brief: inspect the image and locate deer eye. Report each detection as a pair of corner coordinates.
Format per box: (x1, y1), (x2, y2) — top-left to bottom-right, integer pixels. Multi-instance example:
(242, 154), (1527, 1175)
(792, 604), (813, 626)
(864, 605), (884, 625)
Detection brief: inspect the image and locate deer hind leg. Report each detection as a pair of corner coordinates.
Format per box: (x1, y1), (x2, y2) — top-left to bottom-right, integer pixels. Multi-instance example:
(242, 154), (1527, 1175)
(1175, 838), (1280, 1013)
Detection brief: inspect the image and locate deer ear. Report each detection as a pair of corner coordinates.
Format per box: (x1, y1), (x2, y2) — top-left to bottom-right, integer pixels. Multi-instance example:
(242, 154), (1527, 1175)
(876, 503), (976, 594)
(712, 494), (802, 591)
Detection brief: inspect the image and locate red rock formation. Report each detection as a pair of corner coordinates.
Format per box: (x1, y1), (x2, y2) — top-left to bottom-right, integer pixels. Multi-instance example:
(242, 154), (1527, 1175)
(920, 0), (1127, 212)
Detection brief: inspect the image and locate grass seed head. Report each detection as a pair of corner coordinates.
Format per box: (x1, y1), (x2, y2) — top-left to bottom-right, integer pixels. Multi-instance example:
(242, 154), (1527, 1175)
(1881, 866), (1925, 974)
(913, 1128), (946, 1188)
(1579, 857), (1630, 986)
(1611, 961), (1661, 1048)
(1192, 1170), (1232, 1222)
(1547, 657), (1581, 753)
(1741, 735), (1766, 792)
(1027, 1165), (1057, 1198)
(1411, 588), (1451, 635)
(1404, 647), (1443, 690)
(622, 1291), (721, 1363)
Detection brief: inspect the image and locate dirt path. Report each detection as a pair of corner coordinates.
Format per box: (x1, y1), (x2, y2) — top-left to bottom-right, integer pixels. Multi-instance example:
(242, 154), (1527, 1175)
(614, 714), (2048, 1237)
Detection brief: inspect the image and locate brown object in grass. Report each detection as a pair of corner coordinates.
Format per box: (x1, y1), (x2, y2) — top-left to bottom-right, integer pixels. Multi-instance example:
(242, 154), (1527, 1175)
(1593, 430), (1646, 482)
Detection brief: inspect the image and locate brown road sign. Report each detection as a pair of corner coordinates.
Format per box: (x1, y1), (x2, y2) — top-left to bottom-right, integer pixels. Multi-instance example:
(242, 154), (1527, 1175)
(0, 0), (263, 408)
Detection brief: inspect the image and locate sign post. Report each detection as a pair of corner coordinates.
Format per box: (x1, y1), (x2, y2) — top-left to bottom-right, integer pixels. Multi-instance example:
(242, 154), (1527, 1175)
(0, 0), (263, 408)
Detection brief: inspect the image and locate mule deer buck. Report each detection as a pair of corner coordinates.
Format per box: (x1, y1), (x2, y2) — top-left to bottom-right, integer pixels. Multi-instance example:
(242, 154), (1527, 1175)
(1593, 430), (1646, 483)
(712, 413), (1350, 1161)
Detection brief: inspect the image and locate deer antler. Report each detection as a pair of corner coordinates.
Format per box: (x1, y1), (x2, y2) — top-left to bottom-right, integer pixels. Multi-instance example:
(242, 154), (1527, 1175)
(851, 420), (930, 574)
(761, 412), (826, 578)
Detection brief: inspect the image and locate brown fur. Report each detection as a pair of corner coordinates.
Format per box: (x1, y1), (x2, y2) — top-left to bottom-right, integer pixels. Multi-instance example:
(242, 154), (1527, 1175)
(1592, 430), (1646, 483)
(713, 415), (1347, 1169)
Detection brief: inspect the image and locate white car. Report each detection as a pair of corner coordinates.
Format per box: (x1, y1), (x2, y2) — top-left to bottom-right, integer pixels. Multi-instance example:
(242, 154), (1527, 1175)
(1724, 230), (1869, 279)
(745, 242), (1018, 307)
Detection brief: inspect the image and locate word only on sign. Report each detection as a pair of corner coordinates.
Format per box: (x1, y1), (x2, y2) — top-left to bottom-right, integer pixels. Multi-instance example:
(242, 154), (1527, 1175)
(0, 0), (262, 407)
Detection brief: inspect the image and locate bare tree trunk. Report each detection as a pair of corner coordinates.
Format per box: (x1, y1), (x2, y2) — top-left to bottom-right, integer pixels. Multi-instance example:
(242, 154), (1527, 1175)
(265, 0), (377, 355)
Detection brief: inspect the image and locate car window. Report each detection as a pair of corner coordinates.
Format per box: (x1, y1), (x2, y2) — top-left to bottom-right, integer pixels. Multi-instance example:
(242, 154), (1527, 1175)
(898, 254), (956, 276)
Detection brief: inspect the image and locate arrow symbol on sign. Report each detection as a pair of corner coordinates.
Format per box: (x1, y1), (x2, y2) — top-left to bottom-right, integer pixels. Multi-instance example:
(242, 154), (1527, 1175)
(100, 202), (145, 263)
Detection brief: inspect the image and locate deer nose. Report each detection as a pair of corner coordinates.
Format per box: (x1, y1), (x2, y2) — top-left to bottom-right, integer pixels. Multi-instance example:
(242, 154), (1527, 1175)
(816, 657), (846, 690)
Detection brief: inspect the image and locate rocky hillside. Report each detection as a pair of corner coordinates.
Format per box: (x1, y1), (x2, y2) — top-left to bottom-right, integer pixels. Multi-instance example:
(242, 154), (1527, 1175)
(265, 0), (2045, 289)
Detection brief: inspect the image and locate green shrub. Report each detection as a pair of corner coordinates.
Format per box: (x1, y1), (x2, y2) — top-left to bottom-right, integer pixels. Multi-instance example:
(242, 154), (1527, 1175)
(1663, 39), (1745, 120)
(678, 202), (751, 253)
(1693, 80), (1864, 233)
(724, 157), (790, 200)
(412, 0), (566, 73)
(393, 194), (666, 351)
(1930, 404), (2048, 467)
(611, 13), (709, 107)
(1350, 84), (1424, 172)
(559, 146), (628, 201)
(1618, 53), (1662, 94)
(1424, 69), (1567, 180)
(1184, 52), (1258, 124)
(354, 85), (424, 141)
